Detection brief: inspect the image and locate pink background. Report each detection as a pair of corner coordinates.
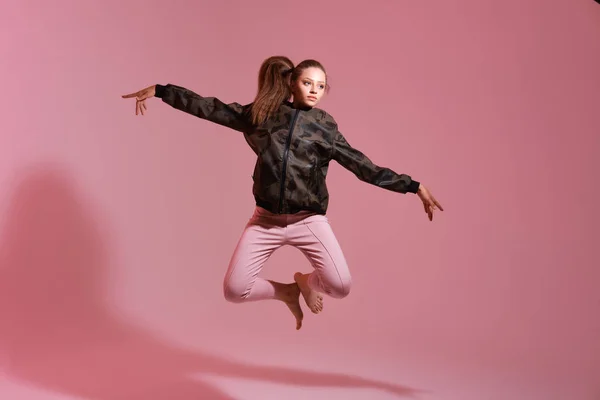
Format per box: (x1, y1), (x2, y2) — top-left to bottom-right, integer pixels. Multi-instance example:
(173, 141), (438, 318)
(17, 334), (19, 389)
(1, 0), (599, 399)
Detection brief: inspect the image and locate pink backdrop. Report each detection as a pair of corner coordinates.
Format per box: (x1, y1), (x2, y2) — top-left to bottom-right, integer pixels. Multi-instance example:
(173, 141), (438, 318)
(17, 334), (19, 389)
(1, 0), (599, 399)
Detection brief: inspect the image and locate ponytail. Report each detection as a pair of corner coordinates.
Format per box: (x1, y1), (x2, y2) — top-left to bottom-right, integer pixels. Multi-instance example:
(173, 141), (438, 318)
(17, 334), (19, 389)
(249, 56), (294, 126)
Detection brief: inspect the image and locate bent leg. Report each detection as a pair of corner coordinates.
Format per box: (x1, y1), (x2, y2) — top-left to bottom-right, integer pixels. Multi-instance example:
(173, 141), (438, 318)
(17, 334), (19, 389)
(291, 215), (352, 299)
(223, 222), (283, 303)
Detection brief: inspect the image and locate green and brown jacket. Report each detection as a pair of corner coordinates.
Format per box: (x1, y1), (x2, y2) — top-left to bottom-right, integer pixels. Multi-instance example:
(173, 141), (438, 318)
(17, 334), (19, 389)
(155, 84), (420, 215)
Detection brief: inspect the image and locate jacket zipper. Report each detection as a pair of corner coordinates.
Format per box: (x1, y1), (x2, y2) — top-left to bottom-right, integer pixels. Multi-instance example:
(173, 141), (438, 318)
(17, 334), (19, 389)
(278, 109), (300, 213)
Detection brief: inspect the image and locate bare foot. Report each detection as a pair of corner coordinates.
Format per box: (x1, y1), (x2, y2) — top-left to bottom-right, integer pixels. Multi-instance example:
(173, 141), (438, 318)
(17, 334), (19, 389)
(271, 281), (304, 330)
(294, 272), (324, 314)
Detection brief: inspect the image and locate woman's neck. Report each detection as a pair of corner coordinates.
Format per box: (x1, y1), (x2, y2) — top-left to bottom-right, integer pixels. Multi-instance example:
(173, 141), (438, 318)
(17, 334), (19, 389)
(291, 99), (313, 111)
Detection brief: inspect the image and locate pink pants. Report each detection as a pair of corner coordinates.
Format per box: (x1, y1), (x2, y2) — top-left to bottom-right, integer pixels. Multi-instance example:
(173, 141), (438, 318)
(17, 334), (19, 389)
(223, 206), (352, 302)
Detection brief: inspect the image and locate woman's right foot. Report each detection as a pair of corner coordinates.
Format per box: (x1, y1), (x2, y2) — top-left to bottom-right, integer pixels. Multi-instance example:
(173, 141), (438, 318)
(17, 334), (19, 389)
(271, 281), (304, 330)
(294, 272), (324, 314)
(284, 284), (304, 330)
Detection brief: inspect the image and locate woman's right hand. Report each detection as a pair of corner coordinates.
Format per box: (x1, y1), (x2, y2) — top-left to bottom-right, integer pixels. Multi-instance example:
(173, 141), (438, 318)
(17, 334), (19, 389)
(121, 85), (156, 116)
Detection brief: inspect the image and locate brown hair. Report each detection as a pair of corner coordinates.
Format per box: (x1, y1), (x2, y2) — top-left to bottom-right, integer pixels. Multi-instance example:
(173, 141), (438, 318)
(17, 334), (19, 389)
(249, 56), (329, 126)
(249, 56), (294, 126)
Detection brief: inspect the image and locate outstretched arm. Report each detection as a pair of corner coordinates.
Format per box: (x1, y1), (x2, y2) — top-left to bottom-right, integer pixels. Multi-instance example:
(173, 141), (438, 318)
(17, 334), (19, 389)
(331, 127), (444, 220)
(155, 84), (250, 132)
(331, 128), (420, 194)
(122, 84), (251, 133)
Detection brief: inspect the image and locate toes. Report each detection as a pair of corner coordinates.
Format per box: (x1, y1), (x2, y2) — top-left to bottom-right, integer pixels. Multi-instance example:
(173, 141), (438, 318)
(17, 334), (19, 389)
(310, 294), (324, 314)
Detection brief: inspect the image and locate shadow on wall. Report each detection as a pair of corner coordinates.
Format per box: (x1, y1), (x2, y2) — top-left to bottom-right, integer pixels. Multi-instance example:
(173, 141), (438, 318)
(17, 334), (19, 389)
(0, 164), (425, 399)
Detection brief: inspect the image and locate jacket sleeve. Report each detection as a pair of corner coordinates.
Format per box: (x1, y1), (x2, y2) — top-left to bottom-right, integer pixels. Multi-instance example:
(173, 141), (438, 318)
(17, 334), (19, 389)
(331, 128), (420, 194)
(154, 84), (250, 132)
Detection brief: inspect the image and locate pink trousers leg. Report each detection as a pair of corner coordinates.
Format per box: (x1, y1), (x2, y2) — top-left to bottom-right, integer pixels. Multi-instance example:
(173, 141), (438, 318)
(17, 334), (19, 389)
(222, 219), (283, 302)
(222, 208), (352, 303)
(287, 214), (352, 298)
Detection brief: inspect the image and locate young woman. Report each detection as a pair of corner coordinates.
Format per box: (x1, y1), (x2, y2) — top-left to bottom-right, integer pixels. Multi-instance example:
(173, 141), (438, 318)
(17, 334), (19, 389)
(122, 56), (443, 330)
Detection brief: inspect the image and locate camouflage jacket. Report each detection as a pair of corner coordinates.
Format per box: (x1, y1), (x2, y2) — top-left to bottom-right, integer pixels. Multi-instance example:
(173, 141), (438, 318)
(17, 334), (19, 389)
(155, 84), (420, 215)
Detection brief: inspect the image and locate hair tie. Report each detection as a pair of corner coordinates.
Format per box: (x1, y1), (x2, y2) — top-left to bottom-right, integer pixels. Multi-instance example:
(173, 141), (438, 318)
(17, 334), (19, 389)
(282, 68), (294, 76)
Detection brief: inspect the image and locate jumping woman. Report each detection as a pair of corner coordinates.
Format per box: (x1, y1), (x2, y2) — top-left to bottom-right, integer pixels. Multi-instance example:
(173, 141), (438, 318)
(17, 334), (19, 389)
(122, 56), (443, 330)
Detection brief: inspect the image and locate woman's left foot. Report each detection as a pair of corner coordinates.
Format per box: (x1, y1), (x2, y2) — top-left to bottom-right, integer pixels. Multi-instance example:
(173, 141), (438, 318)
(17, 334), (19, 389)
(294, 272), (324, 314)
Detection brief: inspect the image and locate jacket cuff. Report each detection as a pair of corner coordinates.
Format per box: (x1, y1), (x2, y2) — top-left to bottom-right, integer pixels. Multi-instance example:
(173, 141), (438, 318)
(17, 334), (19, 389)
(154, 84), (166, 98)
(407, 179), (420, 194)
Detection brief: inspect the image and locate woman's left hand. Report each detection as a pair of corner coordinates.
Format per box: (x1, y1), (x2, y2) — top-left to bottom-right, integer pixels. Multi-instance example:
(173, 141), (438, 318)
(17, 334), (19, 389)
(417, 184), (443, 221)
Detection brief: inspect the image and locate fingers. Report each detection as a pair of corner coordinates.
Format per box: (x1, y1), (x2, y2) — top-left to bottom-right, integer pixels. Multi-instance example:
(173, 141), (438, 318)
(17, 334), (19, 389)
(124, 88), (151, 116)
(419, 189), (444, 221)
(422, 200), (433, 221)
(432, 196), (444, 211)
(125, 89), (142, 115)
(122, 91), (140, 99)
(136, 100), (146, 116)
(122, 89), (150, 100)
(422, 199), (437, 221)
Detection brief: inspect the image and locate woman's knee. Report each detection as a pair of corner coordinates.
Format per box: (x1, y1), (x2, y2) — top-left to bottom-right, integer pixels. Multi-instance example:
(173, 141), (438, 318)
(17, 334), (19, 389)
(323, 274), (352, 299)
(223, 279), (249, 303)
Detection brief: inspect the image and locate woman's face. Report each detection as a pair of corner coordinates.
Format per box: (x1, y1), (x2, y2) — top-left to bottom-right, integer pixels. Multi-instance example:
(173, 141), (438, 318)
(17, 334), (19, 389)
(290, 67), (327, 108)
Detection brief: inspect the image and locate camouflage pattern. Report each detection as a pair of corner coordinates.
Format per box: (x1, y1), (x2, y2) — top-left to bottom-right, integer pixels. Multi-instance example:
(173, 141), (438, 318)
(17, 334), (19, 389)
(156, 84), (420, 215)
